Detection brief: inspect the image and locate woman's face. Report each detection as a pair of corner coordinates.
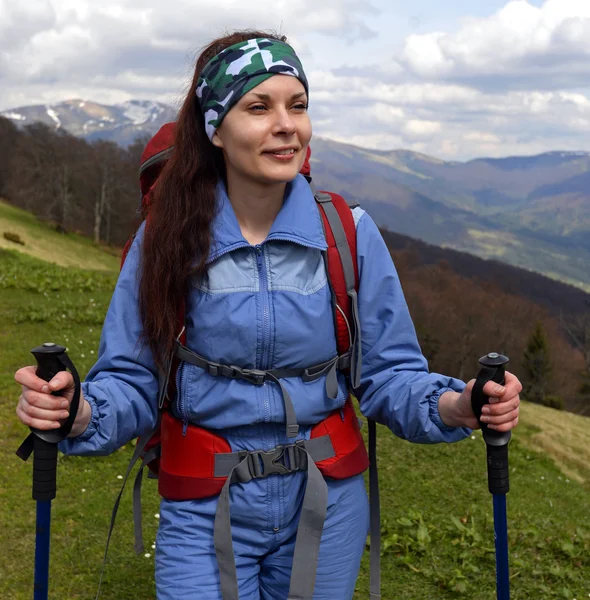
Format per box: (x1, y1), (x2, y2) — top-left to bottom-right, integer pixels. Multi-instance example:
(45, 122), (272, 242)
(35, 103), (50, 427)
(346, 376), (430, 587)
(211, 75), (312, 187)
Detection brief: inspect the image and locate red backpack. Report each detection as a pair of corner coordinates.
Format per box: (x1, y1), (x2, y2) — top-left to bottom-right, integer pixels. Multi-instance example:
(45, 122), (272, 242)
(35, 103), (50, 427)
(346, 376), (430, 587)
(102, 123), (381, 600)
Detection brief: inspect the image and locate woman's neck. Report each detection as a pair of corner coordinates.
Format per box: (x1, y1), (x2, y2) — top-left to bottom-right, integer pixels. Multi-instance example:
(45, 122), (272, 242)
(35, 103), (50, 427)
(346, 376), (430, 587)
(225, 174), (287, 246)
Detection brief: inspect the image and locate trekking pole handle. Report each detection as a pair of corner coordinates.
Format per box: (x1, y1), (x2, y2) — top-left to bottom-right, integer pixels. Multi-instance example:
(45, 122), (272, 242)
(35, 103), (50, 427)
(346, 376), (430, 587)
(28, 343), (81, 501)
(471, 353), (511, 496)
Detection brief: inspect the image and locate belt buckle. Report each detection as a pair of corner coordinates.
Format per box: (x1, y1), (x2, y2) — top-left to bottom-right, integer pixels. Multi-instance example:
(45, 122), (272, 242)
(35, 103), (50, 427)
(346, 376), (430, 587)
(240, 368), (266, 385)
(248, 446), (291, 479)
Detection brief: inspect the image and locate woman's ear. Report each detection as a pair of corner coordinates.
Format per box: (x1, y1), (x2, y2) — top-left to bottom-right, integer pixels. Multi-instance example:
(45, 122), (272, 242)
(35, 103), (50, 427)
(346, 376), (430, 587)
(211, 130), (224, 149)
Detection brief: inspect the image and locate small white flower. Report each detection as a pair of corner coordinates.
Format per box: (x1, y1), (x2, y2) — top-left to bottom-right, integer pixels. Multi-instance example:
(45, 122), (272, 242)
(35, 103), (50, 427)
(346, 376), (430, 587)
(65, 338), (69, 342)
(62, 314), (66, 319)
(117, 475), (123, 480)
(89, 328), (93, 332)
(471, 435), (476, 440)
(540, 476), (545, 480)
(81, 354), (85, 358)
(151, 544), (156, 549)
(154, 513), (160, 519)
(81, 488), (86, 493)
(566, 479), (570, 483)
(90, 350), (94, 354)
(144, 553), (151, 558)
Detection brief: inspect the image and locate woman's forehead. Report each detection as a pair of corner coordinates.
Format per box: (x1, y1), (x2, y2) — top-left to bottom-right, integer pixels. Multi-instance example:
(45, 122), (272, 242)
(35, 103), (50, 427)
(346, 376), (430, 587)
(243, 75), (307, 99)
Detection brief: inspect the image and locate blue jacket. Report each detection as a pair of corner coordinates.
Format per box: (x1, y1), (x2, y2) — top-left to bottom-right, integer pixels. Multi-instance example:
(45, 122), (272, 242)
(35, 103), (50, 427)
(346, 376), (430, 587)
(59, 174), (470, 457)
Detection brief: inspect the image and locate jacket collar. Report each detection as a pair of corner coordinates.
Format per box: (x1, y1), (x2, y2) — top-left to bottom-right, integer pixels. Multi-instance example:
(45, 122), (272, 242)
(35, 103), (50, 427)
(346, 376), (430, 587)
(208, 174), (327, 263)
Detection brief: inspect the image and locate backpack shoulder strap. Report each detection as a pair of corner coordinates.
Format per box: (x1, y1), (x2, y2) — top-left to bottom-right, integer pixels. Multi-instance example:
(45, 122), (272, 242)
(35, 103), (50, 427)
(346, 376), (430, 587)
(315, 189), (380, 600)
(314, 190), (362, 389)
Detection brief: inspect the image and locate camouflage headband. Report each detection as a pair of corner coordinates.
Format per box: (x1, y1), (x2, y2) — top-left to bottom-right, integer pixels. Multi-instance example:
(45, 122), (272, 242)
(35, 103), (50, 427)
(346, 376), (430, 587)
(196, 38), (309, 140)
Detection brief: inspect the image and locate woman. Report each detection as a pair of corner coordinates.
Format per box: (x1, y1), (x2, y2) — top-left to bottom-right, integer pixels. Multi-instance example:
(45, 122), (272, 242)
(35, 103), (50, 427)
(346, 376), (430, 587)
(14, 30), (521, 600)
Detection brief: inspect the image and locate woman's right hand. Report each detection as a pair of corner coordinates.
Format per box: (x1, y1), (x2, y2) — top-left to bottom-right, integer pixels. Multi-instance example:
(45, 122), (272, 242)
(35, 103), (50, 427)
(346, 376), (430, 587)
(14, 366), (92, 438)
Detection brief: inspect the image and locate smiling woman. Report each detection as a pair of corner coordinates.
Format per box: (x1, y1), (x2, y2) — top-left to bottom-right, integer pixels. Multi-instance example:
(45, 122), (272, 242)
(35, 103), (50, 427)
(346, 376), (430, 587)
(14, 27), (522, 600)
(211, 76), (312, 244)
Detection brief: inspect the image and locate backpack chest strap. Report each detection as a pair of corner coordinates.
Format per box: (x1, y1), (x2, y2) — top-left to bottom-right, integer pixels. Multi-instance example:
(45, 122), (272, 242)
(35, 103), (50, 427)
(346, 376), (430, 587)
(174, 341), (350, 439)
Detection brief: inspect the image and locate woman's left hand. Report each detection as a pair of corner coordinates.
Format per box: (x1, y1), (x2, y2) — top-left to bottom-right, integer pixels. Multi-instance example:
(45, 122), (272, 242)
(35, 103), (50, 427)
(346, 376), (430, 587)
(454, 370), (522, 431)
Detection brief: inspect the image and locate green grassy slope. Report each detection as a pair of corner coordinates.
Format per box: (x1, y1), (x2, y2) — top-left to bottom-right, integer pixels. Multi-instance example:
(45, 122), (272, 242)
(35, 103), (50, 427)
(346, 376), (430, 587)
(0, 199), (121, 272)
(0, 213), (588, 599)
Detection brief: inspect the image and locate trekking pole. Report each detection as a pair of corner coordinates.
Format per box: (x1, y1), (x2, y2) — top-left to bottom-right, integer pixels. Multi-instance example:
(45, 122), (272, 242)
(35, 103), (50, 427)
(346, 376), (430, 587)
(471, 352), (511, 600)
(15, 343), (81, 600)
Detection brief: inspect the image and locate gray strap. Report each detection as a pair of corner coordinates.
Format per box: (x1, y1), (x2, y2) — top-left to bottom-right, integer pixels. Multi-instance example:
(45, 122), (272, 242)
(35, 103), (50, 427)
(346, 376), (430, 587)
(265, 372), (299, 438)
(316, 195), (356, 294)
(349, 289), (362, 390)
(302, 435), (336, 463)
(214, 458), (254, 600)
(157, 349), (175, 408)
(368, 419), (381, 600)
(94, 426), (158, 599)
(133, 445), (161, 555)
(287, 453), (328, 600)
(214, 450), (328, 600)
(307, 177), (318, 196)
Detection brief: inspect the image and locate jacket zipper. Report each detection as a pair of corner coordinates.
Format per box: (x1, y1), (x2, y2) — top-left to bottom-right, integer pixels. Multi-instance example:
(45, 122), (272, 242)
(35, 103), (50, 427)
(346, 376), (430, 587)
(255, 245), (271, 422)
(176, 361), (189, 436)
(255, 244), (280, 531)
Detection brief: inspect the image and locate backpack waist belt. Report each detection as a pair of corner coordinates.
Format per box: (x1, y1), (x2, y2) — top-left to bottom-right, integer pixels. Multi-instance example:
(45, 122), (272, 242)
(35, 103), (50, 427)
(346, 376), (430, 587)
(157, 396), (369, 500)
(154, 397), (369, 600)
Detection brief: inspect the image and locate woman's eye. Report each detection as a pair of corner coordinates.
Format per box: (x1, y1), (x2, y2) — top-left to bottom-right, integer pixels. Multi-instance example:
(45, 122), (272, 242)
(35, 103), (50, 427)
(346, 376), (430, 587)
(249, 105), (267, 112)
(293, 104), (308, 111)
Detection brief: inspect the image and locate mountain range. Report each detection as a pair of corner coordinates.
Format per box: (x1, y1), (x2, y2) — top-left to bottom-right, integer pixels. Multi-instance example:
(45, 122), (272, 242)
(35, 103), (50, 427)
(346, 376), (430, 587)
(1, 98), (176, 146)
(2, 99), (589, 292)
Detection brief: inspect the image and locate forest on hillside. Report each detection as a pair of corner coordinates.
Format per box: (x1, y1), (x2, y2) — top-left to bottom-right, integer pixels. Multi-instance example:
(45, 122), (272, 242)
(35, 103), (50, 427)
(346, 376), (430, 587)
(1, 116), (589, 415)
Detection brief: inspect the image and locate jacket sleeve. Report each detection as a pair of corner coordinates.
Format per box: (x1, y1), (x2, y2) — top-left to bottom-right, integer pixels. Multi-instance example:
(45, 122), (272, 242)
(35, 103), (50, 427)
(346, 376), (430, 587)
(353, 209), (471, 443)
(58, 221), (160, 456)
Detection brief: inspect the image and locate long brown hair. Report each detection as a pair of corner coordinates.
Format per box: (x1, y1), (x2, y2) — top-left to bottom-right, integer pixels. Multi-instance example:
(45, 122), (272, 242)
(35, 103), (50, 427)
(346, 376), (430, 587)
(139, 30), (288, 372)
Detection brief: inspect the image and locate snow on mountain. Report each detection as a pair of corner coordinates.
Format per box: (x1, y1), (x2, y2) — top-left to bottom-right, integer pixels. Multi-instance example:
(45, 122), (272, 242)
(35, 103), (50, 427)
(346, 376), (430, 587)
(46, 106), (62, 128)
(120, 100), (167, 125)
(0, 98), (177, 147)
(4, 111), (26, 121)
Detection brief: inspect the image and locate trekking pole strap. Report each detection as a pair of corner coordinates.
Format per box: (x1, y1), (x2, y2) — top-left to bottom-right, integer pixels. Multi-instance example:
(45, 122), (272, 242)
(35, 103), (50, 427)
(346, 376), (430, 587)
(95, 424), (159, 600)
(368, 418), (381, 600)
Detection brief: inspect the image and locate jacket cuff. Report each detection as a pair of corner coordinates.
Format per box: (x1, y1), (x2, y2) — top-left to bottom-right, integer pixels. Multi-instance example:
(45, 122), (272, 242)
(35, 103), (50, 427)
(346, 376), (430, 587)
(58, 383), (98, 453)
(76, 384), (99, 441)
(428, 386), (461, 432)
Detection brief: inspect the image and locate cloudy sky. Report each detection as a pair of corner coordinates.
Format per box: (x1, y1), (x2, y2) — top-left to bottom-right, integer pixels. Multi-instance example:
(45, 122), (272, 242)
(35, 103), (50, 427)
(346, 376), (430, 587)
(2, 0), (590, 159)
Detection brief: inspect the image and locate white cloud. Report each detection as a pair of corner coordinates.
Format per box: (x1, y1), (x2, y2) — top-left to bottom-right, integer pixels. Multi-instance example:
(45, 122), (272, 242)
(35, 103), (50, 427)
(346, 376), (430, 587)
(4, 0), (590, 160)
(0, 0), (377, 108)
(399, 0), (590, 89)
(308, 61), (590, 159)
(0, 0), (56, 49)
(402, 119), (442, 140)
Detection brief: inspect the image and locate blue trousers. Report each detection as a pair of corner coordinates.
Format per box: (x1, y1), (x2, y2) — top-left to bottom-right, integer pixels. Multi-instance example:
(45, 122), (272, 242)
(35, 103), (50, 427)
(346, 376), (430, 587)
(155, 473), (369, 599)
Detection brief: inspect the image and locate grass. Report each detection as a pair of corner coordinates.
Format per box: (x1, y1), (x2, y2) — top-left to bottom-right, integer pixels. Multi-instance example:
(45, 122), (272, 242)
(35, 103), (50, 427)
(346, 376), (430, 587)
(0, 212), (589, 599)
(0, 199), (121, 272)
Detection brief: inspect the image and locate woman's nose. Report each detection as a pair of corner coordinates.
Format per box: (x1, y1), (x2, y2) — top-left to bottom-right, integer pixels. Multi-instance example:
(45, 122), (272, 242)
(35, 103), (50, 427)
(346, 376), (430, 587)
(272, 107), (297, 135)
